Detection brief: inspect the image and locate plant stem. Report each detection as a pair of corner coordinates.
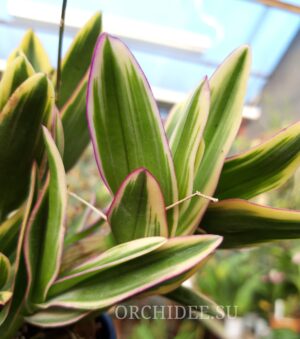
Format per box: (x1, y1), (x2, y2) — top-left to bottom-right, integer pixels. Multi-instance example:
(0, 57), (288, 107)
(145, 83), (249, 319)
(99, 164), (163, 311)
(55, 0), (68, 105)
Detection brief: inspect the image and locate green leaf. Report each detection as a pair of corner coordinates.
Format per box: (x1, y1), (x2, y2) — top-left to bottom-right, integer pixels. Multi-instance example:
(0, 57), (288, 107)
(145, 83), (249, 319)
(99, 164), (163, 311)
(57, 12), (102, 108)
(61, 76), (90, 170)
(201, 199), (300, 248)
(25, 308), (89, 328)
(87, 33), (178, 235)
(0, 74), (54, 219)
(107, 169), (168, 243)
(216, 121), (300, 200)
(49, 237), (167, 296)
(169, 78), (209, 201)
(166, 286), (225, 318)
(0, 54), (34, 111)
(0, 253), (12, 307)
(0, 292), (12, 307)
(8, 30), (52, 73)
(0, 253), (11, 290)
(0, 208), (23, 257)
(176, 46), (251, 235)
(0, 165), (36, 335)
(24, 127), (67, 305)
(40, 235), (221, 310)
(165, 101), (185, 140)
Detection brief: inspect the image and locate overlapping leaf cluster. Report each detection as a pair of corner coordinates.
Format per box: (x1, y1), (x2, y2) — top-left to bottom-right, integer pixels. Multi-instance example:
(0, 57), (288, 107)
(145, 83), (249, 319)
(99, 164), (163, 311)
(1, 11), (300, 338)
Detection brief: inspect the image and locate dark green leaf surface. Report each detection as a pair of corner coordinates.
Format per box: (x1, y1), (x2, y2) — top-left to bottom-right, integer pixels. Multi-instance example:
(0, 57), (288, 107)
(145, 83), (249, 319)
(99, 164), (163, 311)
(87, 33), (178, 234)
(57, 12), (101, 108)
(216, 121), (300, 199)
(108, 169), (168, 243)
(0, 74), (54, 219)
(202, 199), (300, 248)
(40, 235), (221, 310)
(177, 46), (251, 235)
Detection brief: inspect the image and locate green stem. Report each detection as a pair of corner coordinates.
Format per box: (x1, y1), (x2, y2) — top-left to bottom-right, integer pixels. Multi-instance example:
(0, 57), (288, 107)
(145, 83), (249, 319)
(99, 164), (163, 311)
(55, 0), (68, 105)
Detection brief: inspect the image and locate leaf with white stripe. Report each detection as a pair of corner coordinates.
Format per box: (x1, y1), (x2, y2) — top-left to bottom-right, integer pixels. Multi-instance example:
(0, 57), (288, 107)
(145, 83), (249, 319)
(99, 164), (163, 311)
(48, 237), (166, 297)
(0, 54), (34, 111)
(177, 46), (251, 235)
(216, 121), (300, 199)
(39, 235), (221, 310)
(57, 12), (101, 108)
(0, 254), (11, 290)
(0, 74), (54, 219)
(0, 208), (23, 257)
(169, 78), (209, 201)
(107, 168), (168, 243)
(87, 33), (178, 235)
(24, 128), (67, 306)
(202, 199), (300, 248)
(8, 30), (52, 73)
(25, 308), (89, 328)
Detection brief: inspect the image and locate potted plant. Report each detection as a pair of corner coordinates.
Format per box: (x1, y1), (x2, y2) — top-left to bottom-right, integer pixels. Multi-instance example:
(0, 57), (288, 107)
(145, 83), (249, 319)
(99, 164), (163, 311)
(2, 4), (300, 338)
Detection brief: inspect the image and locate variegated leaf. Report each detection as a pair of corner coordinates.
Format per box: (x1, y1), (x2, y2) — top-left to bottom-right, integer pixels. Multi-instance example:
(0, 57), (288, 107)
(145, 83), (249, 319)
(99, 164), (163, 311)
(39, 235), (221, 310)
(25, 308), (90, 328)
(8, 30), (52, 73)
(0, 253), (11, 290)
(24, 128), (67, 306)
(107, 169), (168, 243)
(0, 165), (36, 335)
(216, 121), (300, 199)
(202, 199), (300, 248)
(87, 33), (178, 235)
(177, 46), (251, 235)
(0, 74), (54, 219)
(0, 292), (12, 307)
(57, 12), (101, 108)
(169, 78), (209, 202)
(61, 76), (89, 170)
(0, 54), (34, 111)
(0, 208), (23, 257)
(49, 237), (166, 296)
(165, 101), (185, 140)
(0, 254), (12, 307)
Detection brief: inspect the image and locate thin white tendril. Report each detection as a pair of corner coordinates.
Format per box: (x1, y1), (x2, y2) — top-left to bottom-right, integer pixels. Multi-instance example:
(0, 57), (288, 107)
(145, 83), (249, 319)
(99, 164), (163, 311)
(166, 191), (218, 210)
(68, 191), (107, 221)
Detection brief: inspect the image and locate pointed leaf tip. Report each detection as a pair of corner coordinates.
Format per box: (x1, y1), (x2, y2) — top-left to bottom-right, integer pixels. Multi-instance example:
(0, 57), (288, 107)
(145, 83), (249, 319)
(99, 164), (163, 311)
(87, 32), (178, 234)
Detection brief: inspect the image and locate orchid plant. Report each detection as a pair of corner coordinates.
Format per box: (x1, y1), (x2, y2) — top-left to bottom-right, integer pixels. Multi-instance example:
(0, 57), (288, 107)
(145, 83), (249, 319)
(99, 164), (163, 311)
(1, 10), (300, 338)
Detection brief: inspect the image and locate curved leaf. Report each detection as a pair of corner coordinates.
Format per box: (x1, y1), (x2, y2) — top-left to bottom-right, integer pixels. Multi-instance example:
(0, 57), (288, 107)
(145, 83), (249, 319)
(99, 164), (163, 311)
(25, 308), (89, 328)
(216, 121), (300, 199)
(0, 165), (36, 335)
(107, 169), (168, 243)
(202, 199), (300, 248)
(8, 30), (51, 73)
(61, 76), (89, 170)
(0, 54), (34, 111)
(0, 74), (54, 219)
(57, 12), (102, 108)
(24, 128), (67, 305)
(87, 33), (178, 234)
(169, 78), (209, 201)
(39, 235), (221, 310)
(177, 46), (251, 235)
(0, 253), (11, 290)
(0, 208), (23, 257)
(49, 237), (167, 296)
